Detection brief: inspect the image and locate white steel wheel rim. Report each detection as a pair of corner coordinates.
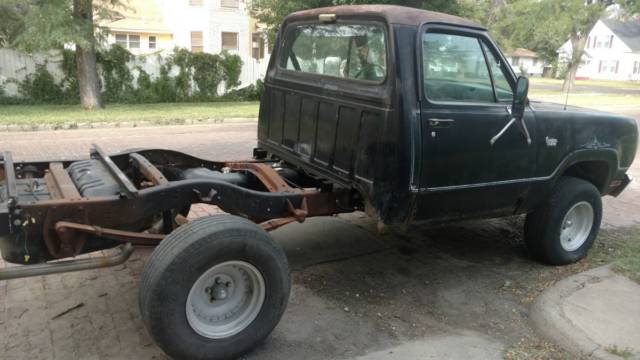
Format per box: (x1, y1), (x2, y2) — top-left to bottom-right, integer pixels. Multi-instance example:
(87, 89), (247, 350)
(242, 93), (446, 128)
(186, 260), (266, 339)
(560, 201), (594, 252)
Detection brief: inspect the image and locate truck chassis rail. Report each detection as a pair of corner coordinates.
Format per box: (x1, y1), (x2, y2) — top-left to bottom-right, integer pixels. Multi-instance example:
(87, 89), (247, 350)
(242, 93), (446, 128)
(0, 145), (356, 276)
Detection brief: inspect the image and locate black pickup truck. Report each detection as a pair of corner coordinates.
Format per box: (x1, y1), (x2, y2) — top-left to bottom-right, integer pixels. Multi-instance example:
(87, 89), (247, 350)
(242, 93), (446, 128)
(0, 5), (637, 360)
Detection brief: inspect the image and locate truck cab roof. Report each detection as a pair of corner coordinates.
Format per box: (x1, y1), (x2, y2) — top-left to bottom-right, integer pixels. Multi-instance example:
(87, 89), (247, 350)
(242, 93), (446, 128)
(284, 4), (485, 30)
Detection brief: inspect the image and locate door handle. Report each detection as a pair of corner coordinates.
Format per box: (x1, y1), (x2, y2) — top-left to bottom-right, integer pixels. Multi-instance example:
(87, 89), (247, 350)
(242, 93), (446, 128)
(428, 118), (455, 128)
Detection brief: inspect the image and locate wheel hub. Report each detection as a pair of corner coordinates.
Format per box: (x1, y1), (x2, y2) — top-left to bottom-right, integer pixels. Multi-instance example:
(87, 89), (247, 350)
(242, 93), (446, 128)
(205, 276), (233, 302)
(186, 261), (265, 339)
(560, 201), (594, 252)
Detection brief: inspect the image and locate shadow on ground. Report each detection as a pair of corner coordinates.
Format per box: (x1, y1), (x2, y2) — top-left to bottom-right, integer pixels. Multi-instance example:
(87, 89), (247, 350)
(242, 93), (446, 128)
(247, 214), (571, 360)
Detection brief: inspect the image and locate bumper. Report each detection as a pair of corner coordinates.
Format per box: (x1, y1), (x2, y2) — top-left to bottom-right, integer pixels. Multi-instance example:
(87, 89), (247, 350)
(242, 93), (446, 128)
(608, 174), (632, 197)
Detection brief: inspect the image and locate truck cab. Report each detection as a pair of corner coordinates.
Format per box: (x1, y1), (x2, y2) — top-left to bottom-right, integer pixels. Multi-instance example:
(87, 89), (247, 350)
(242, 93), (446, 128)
(257, 5), (637, 228)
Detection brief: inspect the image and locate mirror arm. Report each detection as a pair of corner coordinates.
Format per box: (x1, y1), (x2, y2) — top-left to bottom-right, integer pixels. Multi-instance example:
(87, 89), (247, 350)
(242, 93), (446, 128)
(519, 118), (532, 145)
(490, 117), (516, 146)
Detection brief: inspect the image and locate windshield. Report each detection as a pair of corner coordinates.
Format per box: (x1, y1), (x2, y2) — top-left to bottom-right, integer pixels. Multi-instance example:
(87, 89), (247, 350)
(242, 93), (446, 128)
(279, 23), (387, 82)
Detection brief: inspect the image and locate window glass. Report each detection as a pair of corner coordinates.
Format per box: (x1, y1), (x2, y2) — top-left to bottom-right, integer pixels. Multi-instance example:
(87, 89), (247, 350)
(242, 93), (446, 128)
(482, 42), (513, 101)
(221, 0), (238, 8)
(222, 32), (238, 51)
(280, 23), (386, 82)
(422, 32), (494, 103)
(128, 35), (140, 49)
(191, 31), (203, 53)
(115, 34), (127, 47)
(149, 36), (157, 49)
(252, 33), (265, 59)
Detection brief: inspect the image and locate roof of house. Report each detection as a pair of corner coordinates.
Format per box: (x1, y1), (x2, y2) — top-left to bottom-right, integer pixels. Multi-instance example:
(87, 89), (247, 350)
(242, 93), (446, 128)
(99, 0), (171, 34)
(506, 48), (538, 58)
(285, 5), (485, 30)
(601, 18), (640, 51)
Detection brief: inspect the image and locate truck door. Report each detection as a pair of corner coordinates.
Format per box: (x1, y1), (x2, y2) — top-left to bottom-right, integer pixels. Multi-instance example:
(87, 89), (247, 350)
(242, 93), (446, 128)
(415, 26), (537, 221)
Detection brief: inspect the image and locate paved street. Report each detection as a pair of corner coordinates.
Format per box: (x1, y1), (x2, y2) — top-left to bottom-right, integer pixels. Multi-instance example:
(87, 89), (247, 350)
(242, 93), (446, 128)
(0, 116), (639, 359)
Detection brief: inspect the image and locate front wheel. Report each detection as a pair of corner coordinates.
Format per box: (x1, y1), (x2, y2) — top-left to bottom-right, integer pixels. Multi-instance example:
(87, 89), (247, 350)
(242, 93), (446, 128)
(139, 215), (290, 360)
(524, 176), (603, 265)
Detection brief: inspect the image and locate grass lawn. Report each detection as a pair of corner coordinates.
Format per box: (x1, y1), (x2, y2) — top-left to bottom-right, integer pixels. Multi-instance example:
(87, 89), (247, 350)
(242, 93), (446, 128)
(611, 232), (640, 283)
(528, 89), (640, 108)
(530, 77), (640, 90)
(0, 102), (259, 128)
(569, 227), (640, 284)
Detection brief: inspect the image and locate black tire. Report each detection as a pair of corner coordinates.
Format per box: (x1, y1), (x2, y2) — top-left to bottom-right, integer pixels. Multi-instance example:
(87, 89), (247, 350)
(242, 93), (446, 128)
(139, 215), (290, 360)
(524, 176), (602, 265)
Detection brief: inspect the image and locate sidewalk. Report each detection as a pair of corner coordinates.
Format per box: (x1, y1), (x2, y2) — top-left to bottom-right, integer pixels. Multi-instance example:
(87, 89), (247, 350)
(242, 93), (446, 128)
(531, 266), (640, 359)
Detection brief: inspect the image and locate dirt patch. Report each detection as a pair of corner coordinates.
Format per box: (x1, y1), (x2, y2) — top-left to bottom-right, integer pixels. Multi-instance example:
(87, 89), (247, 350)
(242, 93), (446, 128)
(283, 215), (639, 359)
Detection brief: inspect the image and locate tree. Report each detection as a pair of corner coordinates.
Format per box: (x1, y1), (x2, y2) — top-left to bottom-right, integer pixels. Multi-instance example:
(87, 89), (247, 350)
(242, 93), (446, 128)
(3, 0), (123, 109)
(0, 2), (26, 47)
(499, 0), (638, 91)
(251, 0), (480, 42)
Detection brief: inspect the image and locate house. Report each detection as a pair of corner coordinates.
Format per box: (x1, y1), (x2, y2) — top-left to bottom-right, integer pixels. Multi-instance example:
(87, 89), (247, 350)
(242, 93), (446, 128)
(505, 48), (545, 77)
(558, 18), (640, 81)
(100, 0), (270, 87)
(101, 0), (174, 54)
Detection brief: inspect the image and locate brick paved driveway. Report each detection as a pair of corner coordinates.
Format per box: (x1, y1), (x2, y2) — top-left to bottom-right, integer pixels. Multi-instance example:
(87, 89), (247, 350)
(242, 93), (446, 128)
(0, 118), (638, 359)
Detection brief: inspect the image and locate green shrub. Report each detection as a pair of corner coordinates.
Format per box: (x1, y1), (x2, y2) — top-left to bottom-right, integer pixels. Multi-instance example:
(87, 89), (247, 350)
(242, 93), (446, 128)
(170, 48), (193, 100)
(134, 66), (155, 103)
(5, 46), (250, 105)
(191, 52), (224, 98)
(17, 64), (63, 103)
(98, 45), (134, 102)
(220, 51), (243, 90)
(60, 49), (80, 103)
(152, 64), (177, 102)
(223, 79), (265, 101)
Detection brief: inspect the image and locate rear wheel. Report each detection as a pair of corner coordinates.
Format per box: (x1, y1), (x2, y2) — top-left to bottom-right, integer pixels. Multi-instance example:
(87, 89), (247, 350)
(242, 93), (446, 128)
(524, 176), (602, 265)
(139, 215), (290, 360)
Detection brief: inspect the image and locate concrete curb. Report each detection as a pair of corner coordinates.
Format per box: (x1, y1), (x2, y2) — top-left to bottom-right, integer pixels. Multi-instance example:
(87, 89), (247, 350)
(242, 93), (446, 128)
(0, 117), (257, 132)
(530, 266), (632, 360)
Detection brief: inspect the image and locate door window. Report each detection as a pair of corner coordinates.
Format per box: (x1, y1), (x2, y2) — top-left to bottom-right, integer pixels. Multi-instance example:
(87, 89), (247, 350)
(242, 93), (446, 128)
(481, 42), (513, 101)
(279, 23), (387, 82)
(422, 32), (494, 103)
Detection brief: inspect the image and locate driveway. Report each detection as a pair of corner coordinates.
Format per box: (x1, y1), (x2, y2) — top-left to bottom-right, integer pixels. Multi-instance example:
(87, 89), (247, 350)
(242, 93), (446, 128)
(0, 114), (638, 359)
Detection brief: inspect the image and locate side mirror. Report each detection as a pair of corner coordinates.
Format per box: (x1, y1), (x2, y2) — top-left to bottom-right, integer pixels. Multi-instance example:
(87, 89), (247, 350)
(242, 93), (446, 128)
(491, 76), (532, 146)
(512, 76), (529, 119)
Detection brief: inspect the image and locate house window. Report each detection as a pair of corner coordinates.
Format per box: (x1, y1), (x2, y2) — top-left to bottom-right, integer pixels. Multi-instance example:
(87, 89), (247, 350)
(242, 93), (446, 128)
(252, 33), (265, 59)
(149, 36), (157, 49)
(633, 61), (640, 75)
(221, 0), (239, 8)
(128, 35), (140, 49)
(115, 34), (127, 47)
(191, 31), (204, 53)
(115, 33), (141, 49)
(596, 36), (611, 49)
(599, 60), (618, 73)
(221, 32), (238, 51)
(189, 0), (203, 5)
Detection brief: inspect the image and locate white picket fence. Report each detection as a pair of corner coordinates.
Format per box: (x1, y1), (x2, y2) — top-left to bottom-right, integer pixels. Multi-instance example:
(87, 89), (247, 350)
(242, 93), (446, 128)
(0, 48), (268, 97)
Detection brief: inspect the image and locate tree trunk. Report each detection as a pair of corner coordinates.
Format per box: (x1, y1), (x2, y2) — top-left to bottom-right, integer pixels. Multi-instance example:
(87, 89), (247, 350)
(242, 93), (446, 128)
(74, 0), (103, 109)
(562, 35), (587, 92)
